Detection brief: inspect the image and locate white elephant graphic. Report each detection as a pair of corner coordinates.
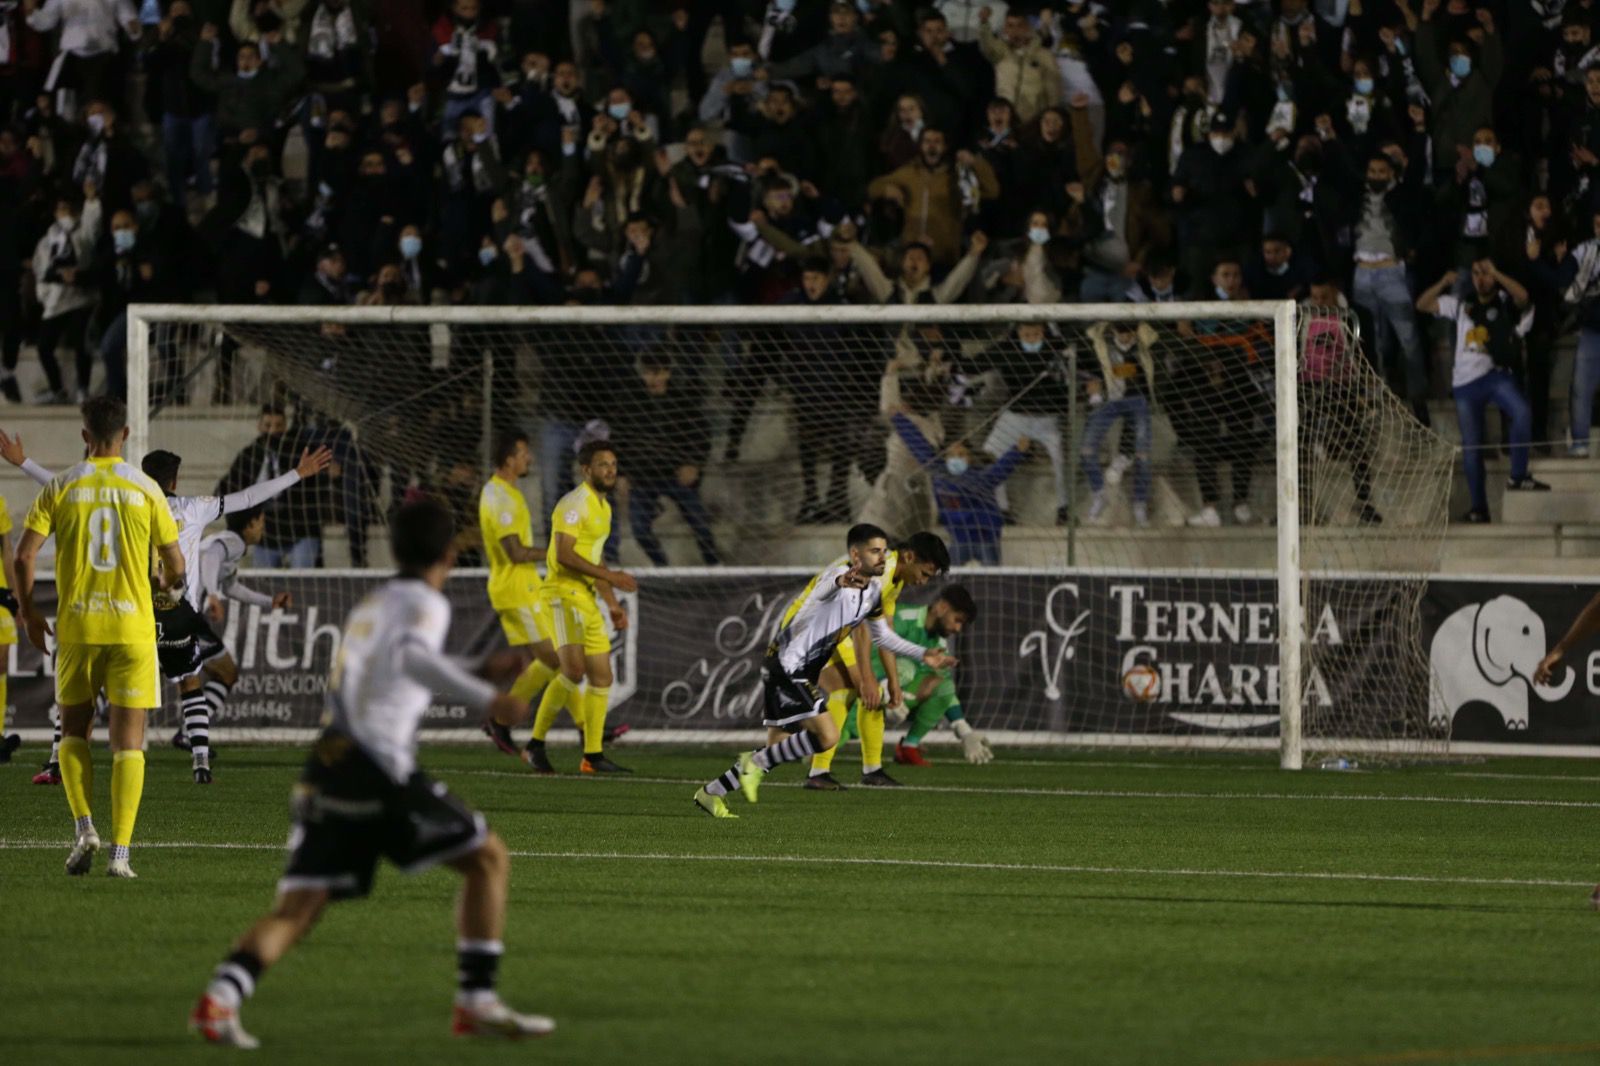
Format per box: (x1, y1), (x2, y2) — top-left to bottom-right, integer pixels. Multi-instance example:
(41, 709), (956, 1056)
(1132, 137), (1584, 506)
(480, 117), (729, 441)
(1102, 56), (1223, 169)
(1428, 595), (1575, 731)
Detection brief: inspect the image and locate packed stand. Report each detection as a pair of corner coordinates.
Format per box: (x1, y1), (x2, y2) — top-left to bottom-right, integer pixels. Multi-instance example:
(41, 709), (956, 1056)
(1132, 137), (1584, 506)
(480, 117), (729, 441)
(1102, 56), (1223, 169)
(0, 0), (1592, 554)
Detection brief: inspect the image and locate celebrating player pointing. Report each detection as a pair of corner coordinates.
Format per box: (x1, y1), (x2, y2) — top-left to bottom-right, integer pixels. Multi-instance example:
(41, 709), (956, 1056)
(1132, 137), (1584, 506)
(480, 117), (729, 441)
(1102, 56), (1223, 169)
(13, 399), (185, 879)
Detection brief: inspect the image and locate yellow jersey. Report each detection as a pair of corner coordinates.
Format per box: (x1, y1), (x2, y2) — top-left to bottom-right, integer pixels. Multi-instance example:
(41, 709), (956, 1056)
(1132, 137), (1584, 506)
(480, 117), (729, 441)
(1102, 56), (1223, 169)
(0, 496), (14, 645)
(545, 482), (610, 592)
(24, 457), (179, 645)
(479, 474), (539, 610)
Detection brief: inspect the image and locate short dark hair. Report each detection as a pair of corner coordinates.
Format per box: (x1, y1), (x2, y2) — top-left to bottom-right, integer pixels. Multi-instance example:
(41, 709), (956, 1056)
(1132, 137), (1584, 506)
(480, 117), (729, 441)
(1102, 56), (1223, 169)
(639, 351), (674, 372)
(491, 431), (528, 468)
(141, 449), (182, 491)
(391, 499), (455, 574)
(847, 522), (889, 550)
(902, 240), (933, 261)
(941, 584), (977, 620)
(82, 397), (127, 445)
(260, 403), (286, 418)
(799, 256), (831, 277)
(899, 530), (950, 573)
(577, 439), (615, 467)
(226, 504), (265, 535)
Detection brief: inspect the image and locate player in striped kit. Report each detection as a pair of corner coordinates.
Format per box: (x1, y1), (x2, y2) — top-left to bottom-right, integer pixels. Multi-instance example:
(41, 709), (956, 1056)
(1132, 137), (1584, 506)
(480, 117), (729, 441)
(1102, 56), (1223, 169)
(189, 501), (554, 1046)
(0, 428), (332, 783)
(692, 524), (957, 819)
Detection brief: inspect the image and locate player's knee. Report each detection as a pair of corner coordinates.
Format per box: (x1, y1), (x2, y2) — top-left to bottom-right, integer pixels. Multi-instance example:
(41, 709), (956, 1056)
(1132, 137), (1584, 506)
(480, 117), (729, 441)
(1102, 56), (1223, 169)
(208, 657), (239, 686)
(474, 832), (510, 879)
(272, 888), (329, 929)
(588, 663), (614, 688)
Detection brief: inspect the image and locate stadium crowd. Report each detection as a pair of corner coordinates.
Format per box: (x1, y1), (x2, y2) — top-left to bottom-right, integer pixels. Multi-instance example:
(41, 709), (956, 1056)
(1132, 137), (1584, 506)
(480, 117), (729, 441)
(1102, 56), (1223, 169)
(0, 0), (1595, 546)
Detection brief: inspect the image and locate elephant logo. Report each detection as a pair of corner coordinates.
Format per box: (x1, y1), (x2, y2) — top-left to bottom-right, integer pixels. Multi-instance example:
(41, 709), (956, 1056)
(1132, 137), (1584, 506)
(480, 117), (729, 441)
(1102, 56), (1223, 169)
(1428, 595), (1574, 731)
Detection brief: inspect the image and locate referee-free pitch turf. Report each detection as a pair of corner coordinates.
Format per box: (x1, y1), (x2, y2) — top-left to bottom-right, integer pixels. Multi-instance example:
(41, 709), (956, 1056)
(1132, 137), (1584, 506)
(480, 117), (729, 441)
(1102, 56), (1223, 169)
(3, 744), (1598, 1066)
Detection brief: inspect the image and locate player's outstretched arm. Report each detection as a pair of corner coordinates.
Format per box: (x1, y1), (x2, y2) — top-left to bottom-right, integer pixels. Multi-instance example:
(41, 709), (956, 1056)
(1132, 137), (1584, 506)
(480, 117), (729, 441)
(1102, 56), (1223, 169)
(869, 617), (957, 669)
(1535, 589), (1600, 684)
(220, 446), (334, 513)
(0, 428), (56, 486)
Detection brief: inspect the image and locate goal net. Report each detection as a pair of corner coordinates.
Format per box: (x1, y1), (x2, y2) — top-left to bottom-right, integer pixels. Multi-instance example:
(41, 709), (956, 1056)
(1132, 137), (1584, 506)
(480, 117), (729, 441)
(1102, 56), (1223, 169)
(103, 301), (1455, 764)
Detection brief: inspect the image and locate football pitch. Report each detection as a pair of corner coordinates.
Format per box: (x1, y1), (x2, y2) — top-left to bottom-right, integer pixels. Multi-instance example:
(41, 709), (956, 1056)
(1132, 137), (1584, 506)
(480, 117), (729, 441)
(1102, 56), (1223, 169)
(3, 744), (1598, 1065)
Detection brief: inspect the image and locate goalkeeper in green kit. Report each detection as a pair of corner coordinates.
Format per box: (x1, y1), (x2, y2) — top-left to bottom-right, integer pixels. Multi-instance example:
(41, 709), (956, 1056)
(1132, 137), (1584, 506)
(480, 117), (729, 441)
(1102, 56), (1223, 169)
(840, 585), (994, 766)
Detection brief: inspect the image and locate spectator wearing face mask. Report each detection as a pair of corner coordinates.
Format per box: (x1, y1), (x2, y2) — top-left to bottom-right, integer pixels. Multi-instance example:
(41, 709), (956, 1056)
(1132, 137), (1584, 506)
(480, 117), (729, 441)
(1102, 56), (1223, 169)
(1348, 149), (1430, 419)
(768, 2), (879, 96)
(1440, 125), (1522, 274)
(439, 112), (505, 274)
(1171, 110), (1254, 290)
(31, 186), (100, 402)
(1126, 249), (1180, 303)
(378, 223), (439, 304)
(70, 99), (145, 215)
(1074, 135), (1169, 304)
(1414, 3), (1501, 178)
(190, 22), (304, 142)
(890, 418), (1030, 567)
(93, 207), (180, 401)
(698, 38), (769, 130)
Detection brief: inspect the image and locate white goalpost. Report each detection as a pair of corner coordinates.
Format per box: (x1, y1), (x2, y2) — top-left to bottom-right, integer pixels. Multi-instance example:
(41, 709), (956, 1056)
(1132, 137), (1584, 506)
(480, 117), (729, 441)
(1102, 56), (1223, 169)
(118, 300), (1455, 766)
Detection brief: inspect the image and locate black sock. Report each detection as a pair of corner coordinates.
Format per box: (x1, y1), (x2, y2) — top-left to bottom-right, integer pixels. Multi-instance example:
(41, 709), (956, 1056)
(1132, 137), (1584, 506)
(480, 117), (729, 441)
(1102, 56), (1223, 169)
(457, 939), (503, 1000)
(584, 750), (603, 763)
(525, 737), (545, 750)
(211, 949), (264, 1006)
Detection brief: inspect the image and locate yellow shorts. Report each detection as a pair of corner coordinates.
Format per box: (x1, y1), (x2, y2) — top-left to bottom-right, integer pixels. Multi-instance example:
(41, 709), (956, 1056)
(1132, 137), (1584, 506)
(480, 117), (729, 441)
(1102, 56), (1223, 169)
(497, 600), (552, 647)
(57, 641), (160, 709)
(539, 586), (610, 656)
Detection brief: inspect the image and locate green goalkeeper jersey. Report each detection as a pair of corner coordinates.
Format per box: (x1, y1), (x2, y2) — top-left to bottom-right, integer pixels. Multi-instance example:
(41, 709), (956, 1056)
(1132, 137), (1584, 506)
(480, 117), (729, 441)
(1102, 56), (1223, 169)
(869, 604), (948, 679)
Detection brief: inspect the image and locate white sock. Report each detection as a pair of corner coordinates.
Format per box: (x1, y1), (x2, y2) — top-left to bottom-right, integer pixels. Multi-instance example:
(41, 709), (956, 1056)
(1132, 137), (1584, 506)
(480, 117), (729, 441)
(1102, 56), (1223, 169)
(863, 764), (882, 775)
(808, 767), (829, 778)
(110, 843), (130, 863)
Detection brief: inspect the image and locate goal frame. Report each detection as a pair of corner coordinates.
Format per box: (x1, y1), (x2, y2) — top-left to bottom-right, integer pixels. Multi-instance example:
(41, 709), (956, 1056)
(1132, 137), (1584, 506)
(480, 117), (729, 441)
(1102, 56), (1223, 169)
(127, 300), (1305, 767)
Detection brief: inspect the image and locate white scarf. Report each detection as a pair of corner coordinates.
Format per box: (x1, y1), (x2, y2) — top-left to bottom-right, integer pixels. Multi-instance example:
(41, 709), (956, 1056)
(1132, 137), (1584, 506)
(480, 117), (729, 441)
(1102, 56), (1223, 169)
(307, 4), (357, 61)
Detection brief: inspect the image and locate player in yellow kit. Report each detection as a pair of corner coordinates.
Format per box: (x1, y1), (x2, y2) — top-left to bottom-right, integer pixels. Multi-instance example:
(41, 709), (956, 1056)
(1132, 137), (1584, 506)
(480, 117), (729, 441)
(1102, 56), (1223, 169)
(805, 531), (950, 790)
(0, 492), (20, 764)
(529, 440), (636, 773)
(14, 398), (186, 879)
(475, 431), (582, 773)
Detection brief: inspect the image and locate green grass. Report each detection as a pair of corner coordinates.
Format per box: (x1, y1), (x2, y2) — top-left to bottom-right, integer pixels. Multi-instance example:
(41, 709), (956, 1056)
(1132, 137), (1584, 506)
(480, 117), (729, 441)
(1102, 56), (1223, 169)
(3, 743), (1598, 1066)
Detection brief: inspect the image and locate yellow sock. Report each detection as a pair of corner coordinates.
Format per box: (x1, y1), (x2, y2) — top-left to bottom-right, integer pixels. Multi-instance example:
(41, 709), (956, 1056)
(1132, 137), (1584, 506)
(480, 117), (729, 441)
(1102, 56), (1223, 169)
(60, 735), (94, 822)
(510, 658), (557, 704)
(111, 750), (145, 848)
(860, 706), (886, 771)
(808, 689), (853, 773)
(532, 674), (577, 742)
(582, 687), (610, 756)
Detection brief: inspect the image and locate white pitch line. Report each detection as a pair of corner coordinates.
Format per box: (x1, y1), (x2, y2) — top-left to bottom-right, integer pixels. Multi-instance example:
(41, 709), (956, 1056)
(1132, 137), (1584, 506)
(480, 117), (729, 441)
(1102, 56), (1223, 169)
(0, 839), (1588, 890)
(456, 770), (1600, 809)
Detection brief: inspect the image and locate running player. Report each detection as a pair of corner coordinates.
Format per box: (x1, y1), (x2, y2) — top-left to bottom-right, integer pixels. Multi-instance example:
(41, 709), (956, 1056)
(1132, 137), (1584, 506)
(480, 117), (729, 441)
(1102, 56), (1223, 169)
(0, 427), (332, 782)
(692, 524), (957, 819)
(528, 440), (636, 774)
(804, 530), (949, 789)
(13, 398), (185, 878)
(476, 431), (580, 772)
(188, 500), (555, 1046)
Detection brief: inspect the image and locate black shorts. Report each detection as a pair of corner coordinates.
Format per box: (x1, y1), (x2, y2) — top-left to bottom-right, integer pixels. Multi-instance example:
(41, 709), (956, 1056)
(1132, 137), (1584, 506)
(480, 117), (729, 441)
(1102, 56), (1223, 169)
(154, 600), (227, 681)
(761, 656), (827, 732)
(278, 731), (487, 901)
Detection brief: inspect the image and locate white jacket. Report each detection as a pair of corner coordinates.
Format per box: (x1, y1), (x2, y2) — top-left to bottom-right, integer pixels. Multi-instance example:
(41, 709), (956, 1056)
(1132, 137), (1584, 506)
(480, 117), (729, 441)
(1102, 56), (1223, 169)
(32, 198), (101, 321)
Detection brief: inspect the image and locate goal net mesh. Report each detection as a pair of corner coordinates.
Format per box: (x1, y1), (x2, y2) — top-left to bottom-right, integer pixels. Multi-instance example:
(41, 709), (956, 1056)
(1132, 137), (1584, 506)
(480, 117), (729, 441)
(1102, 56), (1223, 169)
(114, 303), (1453, 757)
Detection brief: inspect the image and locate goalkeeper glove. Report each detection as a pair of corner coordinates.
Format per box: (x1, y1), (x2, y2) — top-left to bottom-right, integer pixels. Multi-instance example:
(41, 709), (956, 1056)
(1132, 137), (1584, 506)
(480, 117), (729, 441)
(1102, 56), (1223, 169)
(952, 719), (993, 765)
(0, 587), (17, 615)
(885, 700), (909, 725)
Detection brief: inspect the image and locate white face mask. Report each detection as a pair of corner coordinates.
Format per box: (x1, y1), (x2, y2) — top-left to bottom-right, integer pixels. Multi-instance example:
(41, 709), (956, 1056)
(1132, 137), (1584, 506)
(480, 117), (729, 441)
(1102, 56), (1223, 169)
(1209, 135), (1234, 155)
(1267, 261), (1290, 276)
